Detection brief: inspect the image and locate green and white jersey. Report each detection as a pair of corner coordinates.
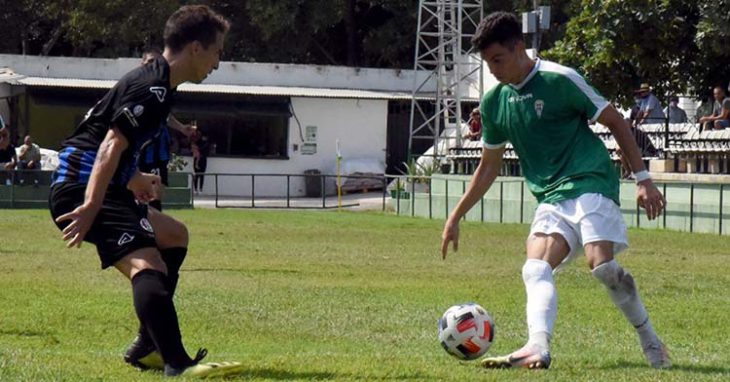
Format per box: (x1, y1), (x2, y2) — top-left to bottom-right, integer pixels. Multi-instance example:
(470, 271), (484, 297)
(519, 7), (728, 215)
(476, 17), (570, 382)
(480, 59), (619, 205)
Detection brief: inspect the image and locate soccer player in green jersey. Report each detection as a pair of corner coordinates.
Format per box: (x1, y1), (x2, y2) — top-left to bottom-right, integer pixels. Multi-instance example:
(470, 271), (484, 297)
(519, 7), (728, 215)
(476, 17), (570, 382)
(440, 12), (670, 370)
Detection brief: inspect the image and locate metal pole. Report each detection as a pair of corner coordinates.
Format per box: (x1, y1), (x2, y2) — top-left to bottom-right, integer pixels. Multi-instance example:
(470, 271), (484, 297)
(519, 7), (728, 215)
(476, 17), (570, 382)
(689, 183), (694, 233)
(382, 176), (387, 212)
(251, 175), (255, 208)
(286, 175), (290, 208)
(321, 175), (326, 208)
(214, 174), (219, 208)
(410, 177), (415, 217)
(189, 172), (194, 208)
(499, 181), (504, 223)
(445, 178), (449, 219)
(520, 180), (524, 224)
(663, 183), (667, 229)
(720, 184), (724, 235)
(428, 177), (433, 219)
(664, 114), (669, 158)
(396, 177), (401, 215)
(462, 180), (466, 221)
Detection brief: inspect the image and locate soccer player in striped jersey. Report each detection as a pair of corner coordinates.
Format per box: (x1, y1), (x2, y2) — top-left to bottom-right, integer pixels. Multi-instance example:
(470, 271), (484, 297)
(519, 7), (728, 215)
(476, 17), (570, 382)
(49, 5), (243, 378)
(441, 12), (670, 370)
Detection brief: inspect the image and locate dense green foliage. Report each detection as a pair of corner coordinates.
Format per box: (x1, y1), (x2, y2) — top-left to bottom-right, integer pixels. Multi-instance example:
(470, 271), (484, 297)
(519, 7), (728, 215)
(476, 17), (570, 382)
(1, 209), (729, 381)
(544, 0), (730, 106)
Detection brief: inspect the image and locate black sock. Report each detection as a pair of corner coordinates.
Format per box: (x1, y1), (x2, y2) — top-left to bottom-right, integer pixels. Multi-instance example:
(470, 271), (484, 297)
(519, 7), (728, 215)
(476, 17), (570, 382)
(134, 248), (188, 349)
(132, 269), (191, 368)
(161, 247), (188, 295)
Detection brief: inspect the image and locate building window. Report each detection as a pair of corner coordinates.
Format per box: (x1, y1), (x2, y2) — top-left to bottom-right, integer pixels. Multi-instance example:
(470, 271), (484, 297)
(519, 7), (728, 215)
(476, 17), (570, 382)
(172, 95), (291, 159)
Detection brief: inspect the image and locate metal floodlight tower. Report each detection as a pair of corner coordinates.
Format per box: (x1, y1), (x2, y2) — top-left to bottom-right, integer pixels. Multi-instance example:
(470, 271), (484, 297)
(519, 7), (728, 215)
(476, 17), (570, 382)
(408, 0), (483, 164)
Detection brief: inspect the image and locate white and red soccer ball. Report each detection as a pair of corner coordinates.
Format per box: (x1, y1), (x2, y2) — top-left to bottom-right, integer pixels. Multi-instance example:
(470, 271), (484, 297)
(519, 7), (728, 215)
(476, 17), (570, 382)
(438, 303), (494, 360)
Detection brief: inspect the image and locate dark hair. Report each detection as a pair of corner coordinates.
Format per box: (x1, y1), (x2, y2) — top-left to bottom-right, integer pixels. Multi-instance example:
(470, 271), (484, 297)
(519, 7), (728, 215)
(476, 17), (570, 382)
(471, 12), (523, 52)
(669, 95), (679, 102)
(164, 5), (230, 53)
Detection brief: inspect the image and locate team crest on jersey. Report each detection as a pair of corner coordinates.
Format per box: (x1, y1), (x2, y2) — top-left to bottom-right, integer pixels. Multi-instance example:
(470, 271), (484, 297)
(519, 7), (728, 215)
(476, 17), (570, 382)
(534, 99), (545, 118)
(133, 105), (144, 116)
(149, 87), (167, 103)
(140, 218), (154, 233)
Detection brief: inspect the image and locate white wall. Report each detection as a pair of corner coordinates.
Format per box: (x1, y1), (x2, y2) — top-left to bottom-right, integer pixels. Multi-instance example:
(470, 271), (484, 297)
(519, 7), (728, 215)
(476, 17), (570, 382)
(185, 97), (388, 197)
(0, 54), (433, 92)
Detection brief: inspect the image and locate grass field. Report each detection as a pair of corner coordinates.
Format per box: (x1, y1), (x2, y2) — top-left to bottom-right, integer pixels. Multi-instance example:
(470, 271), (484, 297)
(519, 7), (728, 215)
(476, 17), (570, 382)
(1, 208), (729, 381)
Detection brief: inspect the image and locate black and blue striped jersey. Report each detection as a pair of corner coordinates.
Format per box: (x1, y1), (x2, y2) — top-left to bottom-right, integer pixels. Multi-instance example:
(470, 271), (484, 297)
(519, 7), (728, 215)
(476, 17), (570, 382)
(140, 123), (171, 166)
(52, 56), (175, 187)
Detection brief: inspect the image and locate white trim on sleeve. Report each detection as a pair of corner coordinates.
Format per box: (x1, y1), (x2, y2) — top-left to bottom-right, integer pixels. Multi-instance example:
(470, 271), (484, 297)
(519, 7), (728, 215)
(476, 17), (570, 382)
(590, 102), (610, 124)
(482, 140), (507, 149)
(539, 60), (609, 123)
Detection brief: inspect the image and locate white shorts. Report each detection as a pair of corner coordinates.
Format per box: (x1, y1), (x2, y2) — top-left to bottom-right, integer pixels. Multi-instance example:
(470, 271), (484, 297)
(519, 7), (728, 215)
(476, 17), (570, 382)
(528, 193), (628, 272)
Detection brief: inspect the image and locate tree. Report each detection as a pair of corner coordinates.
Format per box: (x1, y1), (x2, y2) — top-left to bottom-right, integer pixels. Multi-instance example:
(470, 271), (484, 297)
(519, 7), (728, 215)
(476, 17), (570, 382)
(543, 0), (730, 106)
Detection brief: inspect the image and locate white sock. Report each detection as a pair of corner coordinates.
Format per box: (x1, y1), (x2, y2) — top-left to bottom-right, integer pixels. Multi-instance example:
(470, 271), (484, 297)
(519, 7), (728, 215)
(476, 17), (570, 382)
(592, 260), (659, 346)
(522, 259), (556, 351)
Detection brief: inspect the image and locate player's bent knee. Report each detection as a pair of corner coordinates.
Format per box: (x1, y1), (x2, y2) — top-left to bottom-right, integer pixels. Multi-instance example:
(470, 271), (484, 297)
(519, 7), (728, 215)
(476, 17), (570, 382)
(592, 260), (636, 294)
(522, 259), (552, 283)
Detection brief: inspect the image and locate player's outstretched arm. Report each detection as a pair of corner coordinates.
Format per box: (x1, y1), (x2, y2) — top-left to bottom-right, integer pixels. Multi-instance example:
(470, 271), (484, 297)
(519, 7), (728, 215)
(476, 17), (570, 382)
(599, 106), (666, 220)
(441, 147), (504, 259)
(55, 127), (128, 248)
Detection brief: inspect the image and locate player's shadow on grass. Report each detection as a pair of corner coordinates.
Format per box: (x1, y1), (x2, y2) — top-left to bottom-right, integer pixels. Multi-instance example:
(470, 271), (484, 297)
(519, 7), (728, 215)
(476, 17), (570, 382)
(602, 361), (730, 374)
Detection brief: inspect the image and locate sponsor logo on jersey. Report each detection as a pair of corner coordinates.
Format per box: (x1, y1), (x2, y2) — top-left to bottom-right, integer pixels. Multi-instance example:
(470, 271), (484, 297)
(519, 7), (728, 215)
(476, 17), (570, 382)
(508, 93), (533, 103)
(133, 105), (145, 116)
(149, 87), (167, 103)
(534, 99), (545, 118)
(140, 218), (154, 233)
(118, 232), (135, 246)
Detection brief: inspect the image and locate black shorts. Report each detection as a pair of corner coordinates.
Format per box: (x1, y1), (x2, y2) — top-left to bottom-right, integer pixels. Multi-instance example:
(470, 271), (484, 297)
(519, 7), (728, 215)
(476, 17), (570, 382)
(49, 182), (157, 269)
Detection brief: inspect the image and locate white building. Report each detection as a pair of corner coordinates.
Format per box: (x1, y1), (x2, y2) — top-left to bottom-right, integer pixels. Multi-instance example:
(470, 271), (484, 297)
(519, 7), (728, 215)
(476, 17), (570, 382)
(1, 54), (455, 197)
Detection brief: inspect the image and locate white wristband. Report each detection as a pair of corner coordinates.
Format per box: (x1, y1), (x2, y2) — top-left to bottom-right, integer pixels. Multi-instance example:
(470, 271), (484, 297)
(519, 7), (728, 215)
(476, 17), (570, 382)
(634, 170), (651, 183)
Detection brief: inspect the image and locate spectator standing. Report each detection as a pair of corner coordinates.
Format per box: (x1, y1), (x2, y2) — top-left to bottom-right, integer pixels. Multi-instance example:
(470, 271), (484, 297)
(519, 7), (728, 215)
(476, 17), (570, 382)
(634, 83), (666, 125)
(698, 86), (730, 130)
(191, 128), (209, 194)
(663, 96), (688, 124)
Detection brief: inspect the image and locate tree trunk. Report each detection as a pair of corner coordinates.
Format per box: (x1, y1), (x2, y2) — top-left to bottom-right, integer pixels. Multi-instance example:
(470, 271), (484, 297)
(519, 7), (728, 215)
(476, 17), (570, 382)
(344, 0), (359, 66)
(41, 21), (64, 56)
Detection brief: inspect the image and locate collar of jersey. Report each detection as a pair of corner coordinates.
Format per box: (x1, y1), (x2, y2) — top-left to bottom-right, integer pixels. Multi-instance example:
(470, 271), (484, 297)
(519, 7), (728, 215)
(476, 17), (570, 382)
(509, 58), (540, 91)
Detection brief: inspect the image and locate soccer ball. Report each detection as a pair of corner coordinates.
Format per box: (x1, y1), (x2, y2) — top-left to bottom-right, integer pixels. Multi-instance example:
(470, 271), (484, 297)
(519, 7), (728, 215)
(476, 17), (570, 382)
(438, 303), (494, 360)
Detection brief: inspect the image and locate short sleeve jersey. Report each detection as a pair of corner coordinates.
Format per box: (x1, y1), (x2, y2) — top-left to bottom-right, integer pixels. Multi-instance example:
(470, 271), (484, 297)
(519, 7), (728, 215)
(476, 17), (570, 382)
(53, 56), (175, 186)
(480, 59), (619, 205)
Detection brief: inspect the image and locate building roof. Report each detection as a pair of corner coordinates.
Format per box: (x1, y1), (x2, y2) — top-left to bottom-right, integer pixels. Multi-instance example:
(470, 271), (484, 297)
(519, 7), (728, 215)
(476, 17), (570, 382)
(0, 67), (25, 83)
(17, 76), (446, 101)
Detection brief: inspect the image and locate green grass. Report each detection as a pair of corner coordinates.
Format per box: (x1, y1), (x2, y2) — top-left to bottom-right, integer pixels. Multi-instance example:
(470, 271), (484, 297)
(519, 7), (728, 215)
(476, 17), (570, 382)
(1, 209), (729, 381)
